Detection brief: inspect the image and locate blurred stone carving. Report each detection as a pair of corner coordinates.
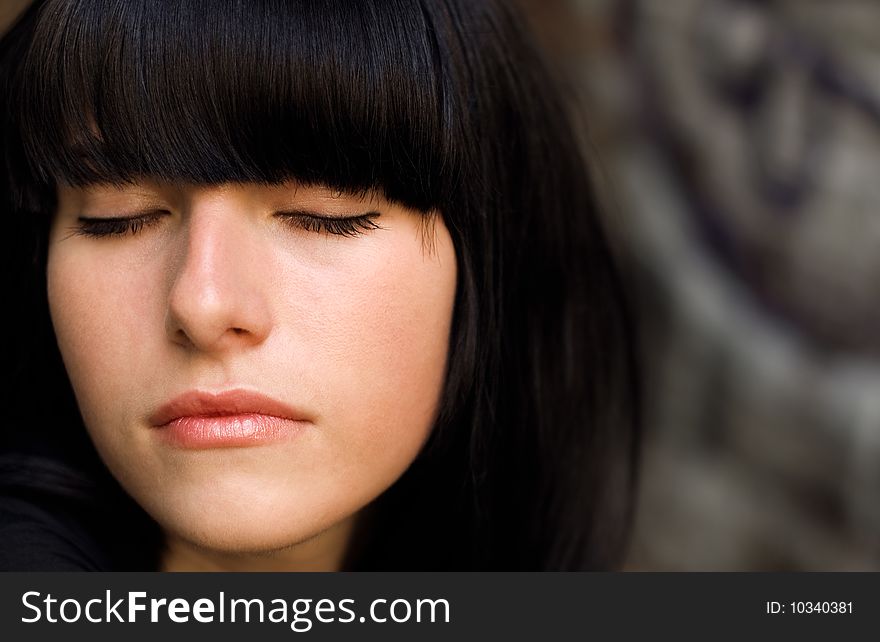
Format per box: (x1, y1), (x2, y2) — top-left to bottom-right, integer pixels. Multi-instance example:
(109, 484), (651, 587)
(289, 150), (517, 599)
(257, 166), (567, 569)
(638, 0), (880, 355)
(522, 0), (880, 569)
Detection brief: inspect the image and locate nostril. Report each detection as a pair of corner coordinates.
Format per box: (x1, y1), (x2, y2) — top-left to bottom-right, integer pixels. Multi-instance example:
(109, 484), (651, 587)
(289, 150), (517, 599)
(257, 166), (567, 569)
(232, 328), (245, 334)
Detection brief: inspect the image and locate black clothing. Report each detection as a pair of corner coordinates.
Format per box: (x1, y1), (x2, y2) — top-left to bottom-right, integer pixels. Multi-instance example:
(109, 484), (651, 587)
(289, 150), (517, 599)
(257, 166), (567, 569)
(0, 495), (111, 571)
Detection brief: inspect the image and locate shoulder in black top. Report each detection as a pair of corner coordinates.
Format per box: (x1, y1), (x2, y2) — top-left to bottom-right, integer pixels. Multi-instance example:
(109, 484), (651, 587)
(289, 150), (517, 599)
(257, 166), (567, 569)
(0, 494), (111, 571)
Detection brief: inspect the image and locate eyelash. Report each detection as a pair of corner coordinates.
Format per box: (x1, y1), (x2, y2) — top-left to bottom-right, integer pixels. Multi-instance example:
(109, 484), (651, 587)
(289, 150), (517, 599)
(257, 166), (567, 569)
(73, 211), (168, 238)
(73, 211), (382, 238)
(274, 211), (382, 238)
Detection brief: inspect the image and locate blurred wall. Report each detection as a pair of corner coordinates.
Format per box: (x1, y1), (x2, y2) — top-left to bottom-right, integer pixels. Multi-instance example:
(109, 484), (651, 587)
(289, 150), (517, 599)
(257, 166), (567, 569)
(521, 0), (880, 570)
(0, 0), (30, 35)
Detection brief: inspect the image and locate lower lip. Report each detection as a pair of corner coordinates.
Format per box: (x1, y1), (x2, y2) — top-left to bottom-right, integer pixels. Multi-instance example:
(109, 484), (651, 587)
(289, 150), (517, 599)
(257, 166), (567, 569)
(155, 414), (307, 449)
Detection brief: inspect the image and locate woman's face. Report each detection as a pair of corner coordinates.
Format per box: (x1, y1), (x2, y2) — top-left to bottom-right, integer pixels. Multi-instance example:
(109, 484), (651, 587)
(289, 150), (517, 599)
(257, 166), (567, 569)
(47, 180), (457, 563)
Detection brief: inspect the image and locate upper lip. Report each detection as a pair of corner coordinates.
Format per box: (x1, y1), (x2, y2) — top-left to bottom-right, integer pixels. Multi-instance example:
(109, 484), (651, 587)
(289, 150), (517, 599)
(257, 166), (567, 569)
(149, 389), (310, 427)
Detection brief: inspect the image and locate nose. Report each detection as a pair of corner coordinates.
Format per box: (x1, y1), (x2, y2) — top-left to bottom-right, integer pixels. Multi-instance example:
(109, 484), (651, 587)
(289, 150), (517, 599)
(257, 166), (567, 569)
(165, 201), (272, 353)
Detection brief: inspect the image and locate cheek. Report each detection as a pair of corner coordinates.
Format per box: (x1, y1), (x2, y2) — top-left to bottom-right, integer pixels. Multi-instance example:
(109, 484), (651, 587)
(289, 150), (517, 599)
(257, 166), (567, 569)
(288, 227), (457, 461)
(46, 248), (160, 429)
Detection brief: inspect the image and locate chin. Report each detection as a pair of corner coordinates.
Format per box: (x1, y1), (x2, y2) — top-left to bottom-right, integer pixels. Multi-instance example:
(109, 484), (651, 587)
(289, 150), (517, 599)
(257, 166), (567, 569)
(175, 516), (326, 555)
(165, 498), (344, 554)
(142, 480), (350, 556)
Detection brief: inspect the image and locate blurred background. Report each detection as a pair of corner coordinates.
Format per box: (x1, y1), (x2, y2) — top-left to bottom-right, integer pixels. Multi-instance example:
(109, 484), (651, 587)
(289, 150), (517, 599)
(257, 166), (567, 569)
(3, 0), (878, 570)
(521, 0), (880, 570)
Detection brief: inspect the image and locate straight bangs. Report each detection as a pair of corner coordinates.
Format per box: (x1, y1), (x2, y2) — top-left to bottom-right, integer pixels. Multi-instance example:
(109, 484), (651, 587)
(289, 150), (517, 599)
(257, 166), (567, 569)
(8, 0), (464, 212)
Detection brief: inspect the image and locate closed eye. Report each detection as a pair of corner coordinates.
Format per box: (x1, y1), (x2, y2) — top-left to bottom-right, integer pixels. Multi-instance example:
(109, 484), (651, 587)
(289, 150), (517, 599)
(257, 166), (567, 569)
(72, 209), (170, 238)
(274, 210), (384, 237)
(69, 209), (384, 239)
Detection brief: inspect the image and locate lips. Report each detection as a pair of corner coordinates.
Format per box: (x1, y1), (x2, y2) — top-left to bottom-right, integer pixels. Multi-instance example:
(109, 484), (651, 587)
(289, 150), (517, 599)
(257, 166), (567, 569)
(149, 389), (309, 427)
(148, 389), (311, 449)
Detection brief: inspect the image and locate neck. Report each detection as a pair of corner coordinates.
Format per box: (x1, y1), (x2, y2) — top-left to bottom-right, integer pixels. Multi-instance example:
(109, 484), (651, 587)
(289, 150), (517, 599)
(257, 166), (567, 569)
(159, 516), (356, 572)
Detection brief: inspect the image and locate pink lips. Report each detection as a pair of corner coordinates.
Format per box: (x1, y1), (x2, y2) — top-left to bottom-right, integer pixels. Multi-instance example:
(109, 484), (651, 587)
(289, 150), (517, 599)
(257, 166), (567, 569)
(149, 389), (310, 449)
